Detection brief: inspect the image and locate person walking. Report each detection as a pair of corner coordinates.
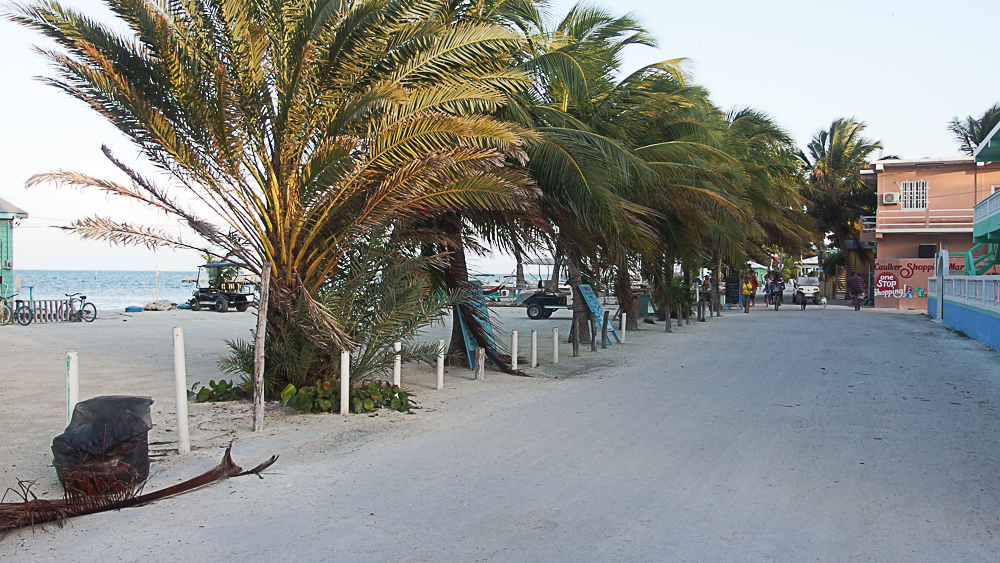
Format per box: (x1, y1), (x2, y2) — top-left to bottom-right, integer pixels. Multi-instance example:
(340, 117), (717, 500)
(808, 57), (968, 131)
(749, 274), (758, 307)
(741, 274), (755, 313)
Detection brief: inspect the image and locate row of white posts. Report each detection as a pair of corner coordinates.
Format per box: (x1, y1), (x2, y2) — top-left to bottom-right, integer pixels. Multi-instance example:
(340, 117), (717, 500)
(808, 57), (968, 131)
(64, 314), (629, 454)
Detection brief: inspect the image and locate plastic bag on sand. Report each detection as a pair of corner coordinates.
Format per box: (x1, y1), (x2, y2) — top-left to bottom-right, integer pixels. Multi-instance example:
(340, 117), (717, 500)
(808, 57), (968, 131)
(51, 396), (154, 493)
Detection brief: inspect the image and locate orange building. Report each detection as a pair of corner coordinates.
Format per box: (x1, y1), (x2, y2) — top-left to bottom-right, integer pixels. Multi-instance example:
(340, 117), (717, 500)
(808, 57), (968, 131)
(863, 157), (1000, 309)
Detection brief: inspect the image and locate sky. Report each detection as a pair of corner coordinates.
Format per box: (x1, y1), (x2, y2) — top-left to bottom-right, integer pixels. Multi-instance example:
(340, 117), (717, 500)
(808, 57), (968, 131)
(1, 0), (998, 272)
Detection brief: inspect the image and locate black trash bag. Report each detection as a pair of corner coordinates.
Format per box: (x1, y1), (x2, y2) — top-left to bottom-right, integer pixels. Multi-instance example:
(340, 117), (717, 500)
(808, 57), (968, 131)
(52, 395), (154, 494)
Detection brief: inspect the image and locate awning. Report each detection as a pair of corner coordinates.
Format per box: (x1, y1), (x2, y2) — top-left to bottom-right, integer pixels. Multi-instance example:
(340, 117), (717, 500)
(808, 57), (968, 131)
(974, 120), (1000, 163)
(0, 196), (28, 220)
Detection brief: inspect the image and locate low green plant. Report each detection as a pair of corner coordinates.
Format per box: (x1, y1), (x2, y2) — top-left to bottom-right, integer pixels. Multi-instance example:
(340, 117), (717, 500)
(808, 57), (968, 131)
(351, 380), (410, 413)
(280, 379), (340, 413)
(188, 379), (244, 403)
(280, 379), (410, 414)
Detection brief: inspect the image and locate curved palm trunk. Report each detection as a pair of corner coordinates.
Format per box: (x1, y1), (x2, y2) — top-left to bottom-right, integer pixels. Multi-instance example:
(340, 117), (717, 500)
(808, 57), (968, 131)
(439, 212), (514, 373)
(567, 248), (593, 344)
(439, 213), (471, 363)
(615, 266), (639, 331)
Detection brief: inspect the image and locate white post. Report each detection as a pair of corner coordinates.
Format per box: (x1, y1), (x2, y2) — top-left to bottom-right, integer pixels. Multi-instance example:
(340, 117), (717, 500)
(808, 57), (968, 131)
(172, 327), (190, 455)
(66, 350), (79, 424)
(620, 313), (626, 342)
(552, 327), (559, 364)
(436, 340), (445, 390)
(530, 330), (538, 367)
(393, 341), (401, 387)
(936, 251), (948, 322)
(511, 330), (518, 371)
(340, 350), (350, 415)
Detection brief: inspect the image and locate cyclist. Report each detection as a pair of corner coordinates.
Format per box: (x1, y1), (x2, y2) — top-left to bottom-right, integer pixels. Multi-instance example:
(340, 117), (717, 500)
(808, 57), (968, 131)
(768, 275), (785, 307)
(846, 272), (866, 310)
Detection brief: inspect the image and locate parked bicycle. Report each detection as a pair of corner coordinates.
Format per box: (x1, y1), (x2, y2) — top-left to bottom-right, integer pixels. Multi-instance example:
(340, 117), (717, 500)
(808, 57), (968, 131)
(3, 295), (35, 326)
(0, 297), (10, 326)
(64, 293), (98, 322)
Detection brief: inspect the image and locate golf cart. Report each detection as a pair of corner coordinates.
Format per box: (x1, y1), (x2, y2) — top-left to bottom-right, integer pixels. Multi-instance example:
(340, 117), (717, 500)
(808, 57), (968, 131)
(516, 287), (570, 319)
(188, 262), (255, 312)
(793, 276), (821, 305)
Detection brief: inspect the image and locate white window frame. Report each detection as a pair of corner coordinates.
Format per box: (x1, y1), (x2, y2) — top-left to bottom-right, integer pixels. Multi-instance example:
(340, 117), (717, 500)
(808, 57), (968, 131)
(900, 180), (928, 210)
(992, 184), (1000, 194)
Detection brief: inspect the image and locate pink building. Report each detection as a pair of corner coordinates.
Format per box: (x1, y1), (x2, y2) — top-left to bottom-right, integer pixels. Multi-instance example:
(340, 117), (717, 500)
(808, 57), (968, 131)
(864, 157), (1000, 309)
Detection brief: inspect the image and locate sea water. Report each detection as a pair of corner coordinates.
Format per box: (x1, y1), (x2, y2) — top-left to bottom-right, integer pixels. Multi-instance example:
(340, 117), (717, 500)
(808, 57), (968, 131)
(9, 270), (200, 311)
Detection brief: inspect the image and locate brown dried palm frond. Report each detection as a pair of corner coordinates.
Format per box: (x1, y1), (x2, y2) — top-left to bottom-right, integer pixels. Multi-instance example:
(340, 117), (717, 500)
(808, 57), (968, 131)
(1, 446), (276, 534)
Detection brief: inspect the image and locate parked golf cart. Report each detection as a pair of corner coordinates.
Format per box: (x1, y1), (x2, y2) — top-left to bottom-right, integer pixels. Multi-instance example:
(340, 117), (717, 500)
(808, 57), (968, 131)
(188, 262), (255, 312)
(517, 287), (570, 319)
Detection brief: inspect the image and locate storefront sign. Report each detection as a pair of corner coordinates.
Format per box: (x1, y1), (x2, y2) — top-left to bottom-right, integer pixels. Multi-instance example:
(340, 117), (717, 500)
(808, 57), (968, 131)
(874, 261), (962, 279)
(873, 271), (925, 299)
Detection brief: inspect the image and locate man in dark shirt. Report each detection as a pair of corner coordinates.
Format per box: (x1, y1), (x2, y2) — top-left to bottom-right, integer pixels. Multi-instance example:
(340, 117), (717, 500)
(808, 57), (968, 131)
(846, 272), (865, 298)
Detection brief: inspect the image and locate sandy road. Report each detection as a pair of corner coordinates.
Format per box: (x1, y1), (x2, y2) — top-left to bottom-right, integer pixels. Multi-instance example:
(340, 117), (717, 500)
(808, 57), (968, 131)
(3, 303), (1000, 561)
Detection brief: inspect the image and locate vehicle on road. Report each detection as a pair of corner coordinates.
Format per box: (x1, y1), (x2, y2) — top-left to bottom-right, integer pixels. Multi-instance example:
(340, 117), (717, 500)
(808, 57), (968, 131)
(517, 288), (569, 319)
(793, 276), (821, 307)
(188, 262), (255, 313)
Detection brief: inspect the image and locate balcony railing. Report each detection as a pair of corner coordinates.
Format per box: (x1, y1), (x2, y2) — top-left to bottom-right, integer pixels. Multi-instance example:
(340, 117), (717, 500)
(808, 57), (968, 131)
(876, 208), (973, 231)
(861, 215), (876, 233)
(929, 275), (1000, 315)
(973, 190), (1000, 224)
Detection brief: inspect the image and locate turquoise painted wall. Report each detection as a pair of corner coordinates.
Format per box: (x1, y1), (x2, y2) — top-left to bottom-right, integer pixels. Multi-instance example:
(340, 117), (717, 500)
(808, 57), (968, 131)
(0, 220), (12, 299)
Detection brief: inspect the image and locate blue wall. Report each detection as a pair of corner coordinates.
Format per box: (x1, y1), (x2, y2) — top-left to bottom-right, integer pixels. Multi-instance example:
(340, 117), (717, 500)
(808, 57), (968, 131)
(927, 297), (1000, 352)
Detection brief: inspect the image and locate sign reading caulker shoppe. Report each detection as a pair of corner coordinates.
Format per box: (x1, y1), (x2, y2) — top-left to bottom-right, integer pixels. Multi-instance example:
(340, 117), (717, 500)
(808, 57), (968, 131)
(872, 258), (965, 308)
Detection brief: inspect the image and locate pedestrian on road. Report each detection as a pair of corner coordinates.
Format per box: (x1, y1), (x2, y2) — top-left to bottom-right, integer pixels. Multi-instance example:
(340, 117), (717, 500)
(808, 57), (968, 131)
(741, 275), (754, 313)
(749, 274), (758, 307)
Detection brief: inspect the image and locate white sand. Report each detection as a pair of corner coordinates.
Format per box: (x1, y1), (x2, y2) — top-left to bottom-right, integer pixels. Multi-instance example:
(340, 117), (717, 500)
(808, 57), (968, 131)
(3, 303), (1000, 561)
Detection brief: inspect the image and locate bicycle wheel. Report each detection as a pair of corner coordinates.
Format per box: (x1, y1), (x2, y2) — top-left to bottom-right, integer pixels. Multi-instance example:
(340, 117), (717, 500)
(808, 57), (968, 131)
(0, 302), (10, 326)
(80, 302), (97, 322)
(15, 305), (32, 326)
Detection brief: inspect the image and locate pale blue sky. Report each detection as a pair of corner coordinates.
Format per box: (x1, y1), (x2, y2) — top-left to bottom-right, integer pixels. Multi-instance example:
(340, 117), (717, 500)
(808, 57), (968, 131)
(1, 0), (997, 271)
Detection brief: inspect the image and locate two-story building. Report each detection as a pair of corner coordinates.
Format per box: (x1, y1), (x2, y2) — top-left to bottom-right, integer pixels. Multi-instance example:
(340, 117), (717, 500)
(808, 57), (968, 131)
(0, 196), (28, 300)
(863, 157), (1000, 309)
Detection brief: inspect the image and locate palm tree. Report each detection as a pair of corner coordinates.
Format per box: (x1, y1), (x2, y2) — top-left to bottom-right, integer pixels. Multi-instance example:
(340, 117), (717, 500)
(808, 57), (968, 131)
(799, 118), (882, 252)
(949, 103), (1000, 155)
(11, 0), (537, 384)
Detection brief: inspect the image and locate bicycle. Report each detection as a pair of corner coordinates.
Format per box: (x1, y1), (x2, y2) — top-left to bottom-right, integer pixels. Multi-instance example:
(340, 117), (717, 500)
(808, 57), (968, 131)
(851, 291), (869, 311)
(64, 293), (98, 322)
(4, 294), (34, 326)
(0, 297), (10, 326)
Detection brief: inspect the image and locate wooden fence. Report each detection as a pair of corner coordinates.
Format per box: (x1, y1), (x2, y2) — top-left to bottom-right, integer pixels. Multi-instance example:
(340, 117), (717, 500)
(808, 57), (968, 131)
(14, 299), (71, 323)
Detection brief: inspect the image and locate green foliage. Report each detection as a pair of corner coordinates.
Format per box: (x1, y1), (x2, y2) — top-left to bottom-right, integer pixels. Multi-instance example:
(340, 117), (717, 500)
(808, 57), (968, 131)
(351, 381), (411, 414)
(188, 380), (244, 403)
(280, 379), (410, 414)
(280, 380), (339, 414)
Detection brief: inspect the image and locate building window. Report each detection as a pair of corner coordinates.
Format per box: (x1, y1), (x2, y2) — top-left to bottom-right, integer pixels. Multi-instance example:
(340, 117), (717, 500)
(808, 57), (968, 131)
(900, 180), (928, 209)
(992, 184), (1000, 194)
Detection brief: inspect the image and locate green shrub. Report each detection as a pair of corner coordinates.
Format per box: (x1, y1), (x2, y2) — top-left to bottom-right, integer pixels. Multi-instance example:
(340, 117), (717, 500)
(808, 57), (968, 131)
(280, 379), (410, 414)
(188, 379), (244, 403)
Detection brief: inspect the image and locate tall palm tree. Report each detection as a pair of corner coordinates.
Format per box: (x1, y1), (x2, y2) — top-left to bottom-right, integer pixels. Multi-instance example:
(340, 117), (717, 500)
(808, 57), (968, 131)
(949, 103), (1000, 155)
(11, 0), (537, 373)
(799, 118), (882, 252)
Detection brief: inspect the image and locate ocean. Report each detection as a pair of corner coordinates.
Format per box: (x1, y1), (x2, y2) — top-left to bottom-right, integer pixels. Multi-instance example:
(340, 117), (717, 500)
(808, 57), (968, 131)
(8, 270), (200, 311)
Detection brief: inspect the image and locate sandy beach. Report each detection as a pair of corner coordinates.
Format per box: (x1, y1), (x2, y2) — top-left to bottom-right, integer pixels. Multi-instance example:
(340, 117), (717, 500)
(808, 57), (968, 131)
(3, 303), (1000, 561)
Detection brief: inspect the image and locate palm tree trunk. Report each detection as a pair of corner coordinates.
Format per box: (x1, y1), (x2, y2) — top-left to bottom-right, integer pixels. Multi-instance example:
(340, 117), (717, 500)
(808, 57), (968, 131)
(515, 252), (525, 288)
(550, 247), (562, 288)
(712, 255), (722, 317)
(439, 212), (470, 363)
(615, 266), (638, 331)
(567, 248), (592, 343)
